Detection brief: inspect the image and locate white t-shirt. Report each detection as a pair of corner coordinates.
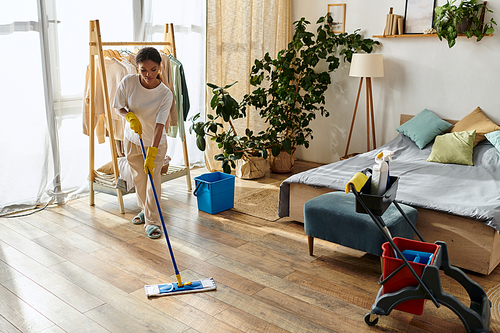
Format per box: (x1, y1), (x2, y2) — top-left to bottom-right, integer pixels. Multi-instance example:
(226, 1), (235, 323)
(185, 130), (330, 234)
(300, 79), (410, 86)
(113, 74), (173, 147)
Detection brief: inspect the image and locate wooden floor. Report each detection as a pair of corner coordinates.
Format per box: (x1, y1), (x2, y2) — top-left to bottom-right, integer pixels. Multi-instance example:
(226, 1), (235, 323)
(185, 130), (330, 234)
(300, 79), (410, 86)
(1, 161), (499, 332)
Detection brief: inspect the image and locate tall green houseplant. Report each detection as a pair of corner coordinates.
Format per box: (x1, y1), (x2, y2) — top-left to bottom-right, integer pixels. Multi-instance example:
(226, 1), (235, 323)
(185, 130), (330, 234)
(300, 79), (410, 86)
(193, 14), (379, 174)
(243, 14), (379, 168)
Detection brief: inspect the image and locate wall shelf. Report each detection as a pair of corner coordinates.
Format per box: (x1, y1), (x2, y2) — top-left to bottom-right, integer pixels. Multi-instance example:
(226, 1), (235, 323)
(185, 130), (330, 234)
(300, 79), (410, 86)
(373, 33), (493, 38)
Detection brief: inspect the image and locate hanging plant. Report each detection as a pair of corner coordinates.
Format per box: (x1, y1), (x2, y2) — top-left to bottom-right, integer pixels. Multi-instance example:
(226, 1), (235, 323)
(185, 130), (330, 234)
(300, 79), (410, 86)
(434, 0), (496, 48)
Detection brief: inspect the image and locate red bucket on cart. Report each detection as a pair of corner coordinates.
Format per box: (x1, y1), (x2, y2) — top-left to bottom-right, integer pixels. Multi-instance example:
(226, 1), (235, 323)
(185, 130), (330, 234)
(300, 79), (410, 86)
(381, 237), (439, 315)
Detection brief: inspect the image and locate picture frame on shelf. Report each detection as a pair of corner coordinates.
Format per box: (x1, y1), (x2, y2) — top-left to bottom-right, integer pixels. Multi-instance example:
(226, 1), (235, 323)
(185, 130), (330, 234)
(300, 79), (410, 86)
(327, 4), (346, 33)
(404, 0), (436, 34)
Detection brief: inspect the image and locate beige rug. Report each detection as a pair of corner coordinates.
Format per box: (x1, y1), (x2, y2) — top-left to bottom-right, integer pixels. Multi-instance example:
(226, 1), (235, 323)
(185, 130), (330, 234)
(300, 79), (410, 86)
(233, 181), (281, 221)
(487, 284), (500, 332)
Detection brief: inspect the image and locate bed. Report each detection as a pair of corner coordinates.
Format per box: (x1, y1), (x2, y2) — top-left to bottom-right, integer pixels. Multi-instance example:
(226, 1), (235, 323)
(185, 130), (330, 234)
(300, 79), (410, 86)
(279, 113), (500, 275)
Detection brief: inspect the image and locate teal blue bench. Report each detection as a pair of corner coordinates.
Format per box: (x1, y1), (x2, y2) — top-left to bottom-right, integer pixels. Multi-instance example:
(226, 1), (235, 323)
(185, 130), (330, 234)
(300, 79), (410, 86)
(304, 192), (418, 256)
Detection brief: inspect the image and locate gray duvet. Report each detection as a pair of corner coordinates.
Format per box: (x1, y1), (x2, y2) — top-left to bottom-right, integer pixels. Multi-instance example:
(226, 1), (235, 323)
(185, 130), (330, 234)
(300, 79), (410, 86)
(279, 134), (500, 232)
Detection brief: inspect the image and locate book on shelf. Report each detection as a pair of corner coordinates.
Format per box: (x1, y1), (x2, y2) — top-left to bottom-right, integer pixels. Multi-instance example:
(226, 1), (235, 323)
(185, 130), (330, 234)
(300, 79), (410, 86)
(391, 15), (400, 35)
(397, 17), (404, 35)
(383, 7), (393, 36)
(383, 11), (404, 36)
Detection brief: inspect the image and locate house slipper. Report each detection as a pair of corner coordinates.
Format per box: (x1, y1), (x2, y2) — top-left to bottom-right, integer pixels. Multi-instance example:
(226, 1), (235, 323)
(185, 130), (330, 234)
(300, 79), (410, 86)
(145, 225), (161, 239)
(132, 212), (145, 225)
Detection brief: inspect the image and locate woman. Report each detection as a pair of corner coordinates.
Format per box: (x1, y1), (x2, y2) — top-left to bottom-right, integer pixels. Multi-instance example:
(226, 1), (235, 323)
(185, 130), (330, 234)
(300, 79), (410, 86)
(113, 47), (173, 239)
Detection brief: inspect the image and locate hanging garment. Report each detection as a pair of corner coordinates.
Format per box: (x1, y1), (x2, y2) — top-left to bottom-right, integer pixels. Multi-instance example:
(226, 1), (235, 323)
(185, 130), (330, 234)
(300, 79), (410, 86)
(168, 54), (190, 121)
(159, 51), (178, 137)
(95, 114), (106, 144)
(83, 61), (105, 143)
(115, 56), (137, 156)
(120, 55), (137, 75)
(106, 57), (129, 141)
(166, 54), (190, 140)
(83, 54), (130, 141)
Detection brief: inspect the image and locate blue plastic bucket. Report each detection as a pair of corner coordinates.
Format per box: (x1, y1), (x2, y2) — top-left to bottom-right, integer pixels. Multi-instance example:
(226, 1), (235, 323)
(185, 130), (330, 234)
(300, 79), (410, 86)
(193, 172), (235, 214)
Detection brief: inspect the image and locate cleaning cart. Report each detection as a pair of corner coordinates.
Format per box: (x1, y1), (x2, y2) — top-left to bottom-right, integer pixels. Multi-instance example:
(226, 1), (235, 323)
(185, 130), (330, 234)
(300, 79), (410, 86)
(347, 172), (491, 333)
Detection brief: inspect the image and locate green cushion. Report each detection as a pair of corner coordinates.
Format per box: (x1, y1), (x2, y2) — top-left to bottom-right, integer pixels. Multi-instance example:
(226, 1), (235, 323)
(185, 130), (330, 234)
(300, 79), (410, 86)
(426, 130), (476, 165)
(485, 130), (500, 152)
(396, 109), (453, 149)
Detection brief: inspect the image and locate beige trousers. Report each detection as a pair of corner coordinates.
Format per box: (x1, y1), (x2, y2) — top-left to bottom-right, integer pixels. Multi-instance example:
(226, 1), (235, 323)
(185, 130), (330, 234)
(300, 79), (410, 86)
(124, 138), (167, 229)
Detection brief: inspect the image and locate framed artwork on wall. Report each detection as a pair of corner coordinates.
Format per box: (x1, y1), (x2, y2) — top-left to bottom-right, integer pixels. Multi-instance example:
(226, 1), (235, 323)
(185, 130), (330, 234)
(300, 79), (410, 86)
(327, 4), (346, 33)
(404, 0), (436, 34)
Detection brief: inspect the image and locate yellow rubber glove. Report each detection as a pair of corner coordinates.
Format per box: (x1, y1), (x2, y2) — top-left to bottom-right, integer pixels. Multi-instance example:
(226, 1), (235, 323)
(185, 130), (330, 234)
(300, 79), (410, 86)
(144, 146), (158, 177)
(126, 112), (142, 138)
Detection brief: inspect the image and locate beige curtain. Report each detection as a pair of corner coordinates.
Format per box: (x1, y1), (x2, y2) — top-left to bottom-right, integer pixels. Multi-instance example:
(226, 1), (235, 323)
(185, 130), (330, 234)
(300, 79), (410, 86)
(205, 0), (292, 171)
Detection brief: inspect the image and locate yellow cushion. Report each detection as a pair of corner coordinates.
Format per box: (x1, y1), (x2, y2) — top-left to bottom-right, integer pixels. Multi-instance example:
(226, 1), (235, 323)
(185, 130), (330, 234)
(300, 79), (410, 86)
(451, 107), (500, 146)
(97, 161), (114, 174)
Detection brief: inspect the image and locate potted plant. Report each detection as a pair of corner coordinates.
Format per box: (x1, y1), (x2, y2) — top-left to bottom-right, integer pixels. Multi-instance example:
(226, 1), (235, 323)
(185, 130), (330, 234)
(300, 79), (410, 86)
(243, 14), (379, 173)
(434, 0), (496, 48)
(190, 82), (269, 178)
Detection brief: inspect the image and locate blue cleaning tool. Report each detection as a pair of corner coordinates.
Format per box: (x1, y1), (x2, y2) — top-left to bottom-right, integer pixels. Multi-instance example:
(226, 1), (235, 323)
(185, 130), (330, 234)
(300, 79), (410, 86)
(145, 278), (217, 297)
(402, 250), (434, 265)
(139, 138), (216, 297)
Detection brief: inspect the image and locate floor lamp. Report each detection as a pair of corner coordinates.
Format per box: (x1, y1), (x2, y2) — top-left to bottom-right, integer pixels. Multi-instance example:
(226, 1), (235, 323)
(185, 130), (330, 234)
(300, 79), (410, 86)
(344, 54), (384, 158)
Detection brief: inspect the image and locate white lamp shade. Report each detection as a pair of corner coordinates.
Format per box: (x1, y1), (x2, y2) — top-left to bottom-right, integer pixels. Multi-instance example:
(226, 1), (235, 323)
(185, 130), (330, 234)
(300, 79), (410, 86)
(349, 54), (384, 78)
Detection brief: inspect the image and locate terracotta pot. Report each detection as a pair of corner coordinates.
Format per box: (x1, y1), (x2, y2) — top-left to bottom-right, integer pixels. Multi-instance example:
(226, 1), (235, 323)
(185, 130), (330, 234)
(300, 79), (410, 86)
(269, 147), (296, 173)
(235, 155), (268, 179)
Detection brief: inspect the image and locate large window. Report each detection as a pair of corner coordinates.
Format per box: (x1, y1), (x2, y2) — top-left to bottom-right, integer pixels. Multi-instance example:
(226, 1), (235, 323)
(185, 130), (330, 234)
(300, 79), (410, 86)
(56, 0), (134, 98)
(0, 0), (206, 215)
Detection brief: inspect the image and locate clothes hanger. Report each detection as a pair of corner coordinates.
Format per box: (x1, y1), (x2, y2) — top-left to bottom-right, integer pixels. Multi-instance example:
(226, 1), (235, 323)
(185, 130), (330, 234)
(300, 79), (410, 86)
(103, 49), (114, 59)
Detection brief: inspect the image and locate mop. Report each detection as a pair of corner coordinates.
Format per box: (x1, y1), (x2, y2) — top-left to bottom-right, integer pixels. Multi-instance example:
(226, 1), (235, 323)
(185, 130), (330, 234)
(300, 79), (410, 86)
(138, 137), (216, 297)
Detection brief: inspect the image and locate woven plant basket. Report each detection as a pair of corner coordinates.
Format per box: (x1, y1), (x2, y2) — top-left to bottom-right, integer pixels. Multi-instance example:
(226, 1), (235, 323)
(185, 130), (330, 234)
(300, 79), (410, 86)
(235, 156), (268, 179)
(269, 148), (296, 173)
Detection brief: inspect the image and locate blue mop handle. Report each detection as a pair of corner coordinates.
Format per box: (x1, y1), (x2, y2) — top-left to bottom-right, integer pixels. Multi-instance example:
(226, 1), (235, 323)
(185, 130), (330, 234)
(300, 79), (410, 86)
(139, 138), (181, 280)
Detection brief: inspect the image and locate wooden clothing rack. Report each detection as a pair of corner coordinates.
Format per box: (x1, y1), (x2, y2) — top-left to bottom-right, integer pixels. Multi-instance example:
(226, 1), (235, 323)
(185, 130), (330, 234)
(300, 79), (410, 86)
(88, 19), (192, 214)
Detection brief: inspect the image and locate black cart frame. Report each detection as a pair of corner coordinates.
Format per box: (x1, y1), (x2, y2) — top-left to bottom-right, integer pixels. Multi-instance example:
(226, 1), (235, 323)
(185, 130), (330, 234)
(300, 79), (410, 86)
(350, 182), (491, 333)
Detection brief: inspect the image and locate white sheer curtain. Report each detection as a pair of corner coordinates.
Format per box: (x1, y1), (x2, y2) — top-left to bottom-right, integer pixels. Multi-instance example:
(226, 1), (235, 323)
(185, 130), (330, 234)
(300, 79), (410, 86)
(0, 0), (206, 215)
(150, 0), (206, 167)
(0, 0), (58, 215)
(204, 0), (292, 172)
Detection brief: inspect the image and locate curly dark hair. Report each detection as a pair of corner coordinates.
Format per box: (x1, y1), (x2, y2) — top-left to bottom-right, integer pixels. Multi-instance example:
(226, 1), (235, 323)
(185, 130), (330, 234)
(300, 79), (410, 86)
(135, 47), (161, 65)
(135, 47), (162, 80)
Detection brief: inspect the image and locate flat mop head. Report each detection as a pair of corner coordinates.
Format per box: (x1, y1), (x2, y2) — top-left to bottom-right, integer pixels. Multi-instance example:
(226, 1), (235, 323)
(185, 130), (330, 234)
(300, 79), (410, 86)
(144, 277), (217, 297)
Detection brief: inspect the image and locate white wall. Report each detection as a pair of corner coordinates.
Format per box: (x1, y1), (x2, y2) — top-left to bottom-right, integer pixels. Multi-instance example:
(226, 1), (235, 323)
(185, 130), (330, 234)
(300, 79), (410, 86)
(292, 0), (500, 163)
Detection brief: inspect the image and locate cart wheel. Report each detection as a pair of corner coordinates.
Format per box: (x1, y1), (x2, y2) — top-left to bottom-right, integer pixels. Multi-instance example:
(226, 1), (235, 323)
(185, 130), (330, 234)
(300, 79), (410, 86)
(364, 313), (379, 326)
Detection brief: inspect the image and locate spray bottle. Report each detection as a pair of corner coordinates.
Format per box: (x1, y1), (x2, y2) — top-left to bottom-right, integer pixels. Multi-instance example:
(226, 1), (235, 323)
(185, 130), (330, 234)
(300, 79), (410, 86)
(382, 150), (394, 191)
(371, 151), (390, 196)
